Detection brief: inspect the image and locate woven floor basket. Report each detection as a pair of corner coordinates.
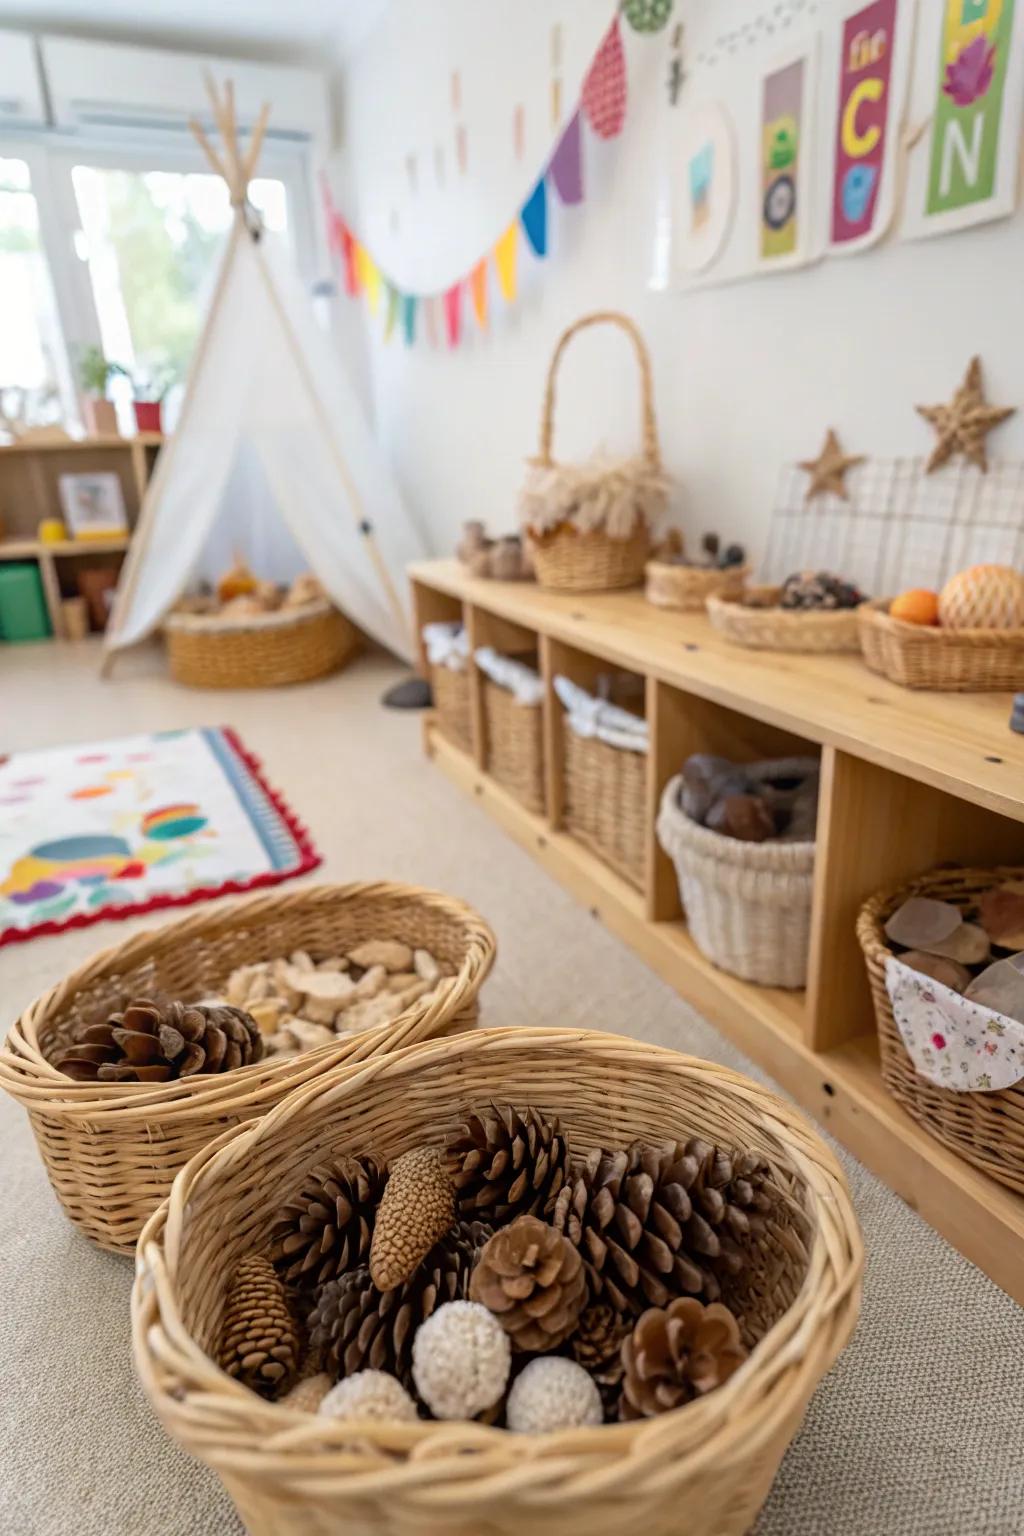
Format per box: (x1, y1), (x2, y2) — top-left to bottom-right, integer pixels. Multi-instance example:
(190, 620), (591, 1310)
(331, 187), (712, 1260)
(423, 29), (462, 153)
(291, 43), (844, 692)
(858, 599), (1024, 691)
(431, 664), (473, 753)
(165, 601), (360, 688)
(857, 864), (1024, 1194)
(564, 729), (647, 890)
(707, 588), (862, 653)
(645, 561), (750, 612)
(0, 882), (495, 1254)
(132, 1027), (863, 1536)
(658, 777), (816, 988)
(482, 677), (545, 815)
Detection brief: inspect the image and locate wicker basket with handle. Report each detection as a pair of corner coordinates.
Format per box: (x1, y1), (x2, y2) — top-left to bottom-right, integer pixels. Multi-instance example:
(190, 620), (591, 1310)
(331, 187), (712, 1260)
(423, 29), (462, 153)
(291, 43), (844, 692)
(132, 1026), (862, 1536)
(165, 601), (359, 688)
(0, 882), (495, 1254)
(858, 599), (1024, 690)
(857, 864), (1024, 1193)
(521, 312), (666, 592)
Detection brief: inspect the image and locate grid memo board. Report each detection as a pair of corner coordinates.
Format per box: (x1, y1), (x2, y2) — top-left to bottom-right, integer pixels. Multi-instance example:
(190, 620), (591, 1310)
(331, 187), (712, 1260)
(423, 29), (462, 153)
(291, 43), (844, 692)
(761, 458), (1024, 597)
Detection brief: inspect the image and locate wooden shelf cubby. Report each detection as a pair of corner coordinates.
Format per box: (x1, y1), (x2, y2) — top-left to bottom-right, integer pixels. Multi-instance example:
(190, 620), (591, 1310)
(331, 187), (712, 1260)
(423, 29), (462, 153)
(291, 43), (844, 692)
(410, 558), (1024, 1303)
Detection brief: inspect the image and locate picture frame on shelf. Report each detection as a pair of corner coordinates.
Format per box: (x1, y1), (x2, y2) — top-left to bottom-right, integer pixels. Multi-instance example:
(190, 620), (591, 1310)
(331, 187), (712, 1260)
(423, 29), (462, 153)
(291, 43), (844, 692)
(58, 472), (128, 541)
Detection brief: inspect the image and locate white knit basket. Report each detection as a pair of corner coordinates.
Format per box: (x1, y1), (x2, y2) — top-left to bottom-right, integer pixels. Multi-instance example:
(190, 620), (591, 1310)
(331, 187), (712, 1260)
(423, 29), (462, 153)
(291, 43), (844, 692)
(656, 776), (815, 989)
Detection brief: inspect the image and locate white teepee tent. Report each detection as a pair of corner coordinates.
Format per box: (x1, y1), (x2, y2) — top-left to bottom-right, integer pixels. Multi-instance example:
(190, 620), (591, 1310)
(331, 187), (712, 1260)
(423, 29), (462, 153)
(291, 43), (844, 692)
(102, 80), (423, 673)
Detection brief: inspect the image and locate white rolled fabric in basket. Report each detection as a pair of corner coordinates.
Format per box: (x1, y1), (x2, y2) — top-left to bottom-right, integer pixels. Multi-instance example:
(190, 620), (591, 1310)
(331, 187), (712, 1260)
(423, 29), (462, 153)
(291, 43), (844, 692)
(553, 674), (649, 753)
(422, 621), (469, 672)
(656, 775), (815, 989)
(475, 646), (544, 706)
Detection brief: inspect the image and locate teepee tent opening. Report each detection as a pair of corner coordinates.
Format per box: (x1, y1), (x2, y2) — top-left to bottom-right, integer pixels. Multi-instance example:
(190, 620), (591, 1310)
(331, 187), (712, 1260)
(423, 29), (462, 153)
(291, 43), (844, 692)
(102, 78), (423, 674)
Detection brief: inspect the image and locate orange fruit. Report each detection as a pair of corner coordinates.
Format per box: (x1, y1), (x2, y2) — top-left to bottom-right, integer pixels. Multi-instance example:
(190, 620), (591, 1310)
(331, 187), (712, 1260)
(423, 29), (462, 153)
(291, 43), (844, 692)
(890, 588), (939, 626)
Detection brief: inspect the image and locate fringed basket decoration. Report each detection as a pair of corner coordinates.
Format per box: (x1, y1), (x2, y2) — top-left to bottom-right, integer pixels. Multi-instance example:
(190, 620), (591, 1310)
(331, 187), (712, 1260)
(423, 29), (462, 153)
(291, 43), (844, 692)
(519, 312), (669, 592)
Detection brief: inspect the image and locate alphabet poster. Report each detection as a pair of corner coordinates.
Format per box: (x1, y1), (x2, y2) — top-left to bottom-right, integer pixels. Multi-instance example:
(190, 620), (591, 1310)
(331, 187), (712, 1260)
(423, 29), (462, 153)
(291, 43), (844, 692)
(903, 0), (1024, 237)
(828, 0), (912, 252)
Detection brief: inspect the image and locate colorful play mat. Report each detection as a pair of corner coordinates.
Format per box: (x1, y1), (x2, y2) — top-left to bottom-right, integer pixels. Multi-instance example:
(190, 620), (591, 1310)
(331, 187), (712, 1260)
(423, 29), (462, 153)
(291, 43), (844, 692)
(0, 727), (319, 946)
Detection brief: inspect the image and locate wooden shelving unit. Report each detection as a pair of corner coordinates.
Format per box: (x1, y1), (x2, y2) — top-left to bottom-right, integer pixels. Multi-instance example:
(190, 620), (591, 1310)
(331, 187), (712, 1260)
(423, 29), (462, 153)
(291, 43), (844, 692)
(410, 558), (1024, 1303)
(0, 434), (161, 638)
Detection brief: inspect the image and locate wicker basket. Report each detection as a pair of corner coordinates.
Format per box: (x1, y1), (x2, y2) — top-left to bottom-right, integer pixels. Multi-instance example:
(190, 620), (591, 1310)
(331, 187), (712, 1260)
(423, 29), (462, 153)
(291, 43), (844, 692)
(858, 599), (1024, 691)
(706, 588), (862, 653)
(431, 663), (473, 753)
(524, 312), (662, 593)
(482, 676), (545, 815)
(563, 726), (647, 890)
(0, 882), (495, 1254)
(857, 865), (1024, 1193)
(657, 776), (816, 988)
(645, 560), (750, 612)
(165, 601), (359, 688)
(132, 1027), (863, 1536)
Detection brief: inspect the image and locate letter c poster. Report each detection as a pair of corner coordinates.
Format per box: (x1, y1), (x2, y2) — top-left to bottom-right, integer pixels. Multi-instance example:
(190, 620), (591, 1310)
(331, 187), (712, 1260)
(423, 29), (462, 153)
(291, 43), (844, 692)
(829, 0), (908, 252)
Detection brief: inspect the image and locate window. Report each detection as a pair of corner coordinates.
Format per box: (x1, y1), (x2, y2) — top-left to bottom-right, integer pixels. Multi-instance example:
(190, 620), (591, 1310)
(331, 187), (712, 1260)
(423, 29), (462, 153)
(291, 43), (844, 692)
(0, 157), (69, 429)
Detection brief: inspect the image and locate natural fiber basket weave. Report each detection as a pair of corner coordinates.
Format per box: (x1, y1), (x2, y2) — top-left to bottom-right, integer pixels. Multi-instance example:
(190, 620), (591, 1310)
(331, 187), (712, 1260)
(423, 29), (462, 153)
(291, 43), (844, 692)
(858, 599), (1024, 691)
(645, 560), (750, 612)
(165, 601), (359, 688)
(532, 524), (652, 594)
(132, 1027), (862, 1536)
(431, 664), (473, 753)
(706, 588), (862, 653)
(564, 728), (647, 889)
(0, 882), (495, 1254)
(857, 865), (1024, 1193)
(657, 777), (816, 988)
(482, 677), (545, 815)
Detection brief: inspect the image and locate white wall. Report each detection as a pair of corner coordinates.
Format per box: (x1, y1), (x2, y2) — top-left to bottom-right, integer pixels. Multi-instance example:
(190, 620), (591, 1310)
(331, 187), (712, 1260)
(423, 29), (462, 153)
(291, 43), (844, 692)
(335, 0), (1024, 569)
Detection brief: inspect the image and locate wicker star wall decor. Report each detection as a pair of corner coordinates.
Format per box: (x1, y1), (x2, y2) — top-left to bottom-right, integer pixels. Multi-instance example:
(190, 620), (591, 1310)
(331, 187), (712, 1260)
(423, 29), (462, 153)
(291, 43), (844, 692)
(916, 357), (1015, 475)
(798, 429), (864, 502)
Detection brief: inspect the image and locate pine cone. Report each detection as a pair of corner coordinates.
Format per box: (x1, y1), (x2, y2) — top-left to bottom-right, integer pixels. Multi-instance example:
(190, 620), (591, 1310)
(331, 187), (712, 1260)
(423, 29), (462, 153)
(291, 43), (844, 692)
(218, 1254), (299, 1398)
(571, 1303), (631, 1387)
(310, 1222), (488, 1392)
(469, 1214), (586, 1352)
(619, 1297), (748, 1419)
(552, 1139), (775, 1313)
(370, 1146), (456, 1291)
(58, 998), (263, 1083)
(445, 1104), (570, 1224)
(270, 1155), (387, 1290)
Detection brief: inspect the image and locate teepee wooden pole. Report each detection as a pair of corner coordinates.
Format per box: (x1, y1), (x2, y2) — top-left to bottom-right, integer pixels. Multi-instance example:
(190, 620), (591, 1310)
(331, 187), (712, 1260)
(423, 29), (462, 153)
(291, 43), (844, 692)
(243, 103), (271, 184)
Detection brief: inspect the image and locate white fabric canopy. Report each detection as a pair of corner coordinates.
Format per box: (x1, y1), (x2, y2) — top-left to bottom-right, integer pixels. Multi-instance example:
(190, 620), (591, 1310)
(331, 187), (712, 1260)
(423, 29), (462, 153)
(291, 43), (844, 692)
(105, 223), (426, 665)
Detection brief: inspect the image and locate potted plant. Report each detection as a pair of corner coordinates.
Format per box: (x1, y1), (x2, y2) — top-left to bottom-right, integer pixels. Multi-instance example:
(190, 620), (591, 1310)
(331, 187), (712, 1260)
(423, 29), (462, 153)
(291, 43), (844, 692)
(77, 347), (125, 438)
(130, 366), (174, 435)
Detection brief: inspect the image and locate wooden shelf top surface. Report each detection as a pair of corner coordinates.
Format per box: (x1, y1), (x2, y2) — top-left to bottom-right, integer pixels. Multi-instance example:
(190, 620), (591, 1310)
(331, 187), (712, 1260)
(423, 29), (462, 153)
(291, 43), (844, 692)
(410, 558), (1024, 823)
(0, 433), (162, 455)
(0, 537), (130, 559)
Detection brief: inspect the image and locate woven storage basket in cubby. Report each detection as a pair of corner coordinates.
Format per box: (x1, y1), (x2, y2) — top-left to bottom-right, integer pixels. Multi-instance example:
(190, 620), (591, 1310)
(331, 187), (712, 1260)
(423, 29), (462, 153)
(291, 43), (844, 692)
(431, 663), (473, 753)
(858, 599), (1024, 691)
(657, 774), (816, 988)
(132, 1027), (862, 1536)
(0, 882), (494, 1253)
(858, 865), (1024, 1193)
(165, 601), (359, 688)
(483, 676), (545, 815)
(707, 588), (862, 653)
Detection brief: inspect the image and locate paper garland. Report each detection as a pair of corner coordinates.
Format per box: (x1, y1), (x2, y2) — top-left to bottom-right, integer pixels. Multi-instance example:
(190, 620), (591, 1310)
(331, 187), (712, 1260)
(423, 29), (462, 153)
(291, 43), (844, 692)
(323, 16), (629, 349)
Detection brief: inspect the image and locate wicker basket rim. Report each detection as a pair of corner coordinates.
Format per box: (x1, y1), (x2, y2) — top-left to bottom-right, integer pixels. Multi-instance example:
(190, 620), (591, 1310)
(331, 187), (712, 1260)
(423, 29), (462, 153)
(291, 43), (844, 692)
(133, 1026), (863, 1462)
(856, 863), (1023, 957)
(0, 881), (496, 1119)
(707, 591), (867, 626)
(165, 600), (336, 635)
(859, 598), (1024, 645)
(658, 777), (815, 870)
(645, 559), (751, 578)
(529, 521), (651, 547)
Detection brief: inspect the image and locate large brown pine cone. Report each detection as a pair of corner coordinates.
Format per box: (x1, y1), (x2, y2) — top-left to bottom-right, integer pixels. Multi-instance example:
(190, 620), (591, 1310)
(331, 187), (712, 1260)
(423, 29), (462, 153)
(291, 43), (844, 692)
(218, 1254), (299, 1398)
(619, 1297), (748, 1419)
(369, 1146), (456, 1291)
(269, 1155), (388, 1290)
(58, 998), (264, 1083)
(445, 1104), (569, 1224)
(469, 1214), (586, 1352)
(309, 1221), (489, 1391)
(552, 1139), (775, 1314)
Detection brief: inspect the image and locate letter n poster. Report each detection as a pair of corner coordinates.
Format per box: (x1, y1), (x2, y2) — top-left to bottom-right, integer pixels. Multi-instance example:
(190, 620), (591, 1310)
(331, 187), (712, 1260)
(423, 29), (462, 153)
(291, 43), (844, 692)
(828, 0), (913, 253)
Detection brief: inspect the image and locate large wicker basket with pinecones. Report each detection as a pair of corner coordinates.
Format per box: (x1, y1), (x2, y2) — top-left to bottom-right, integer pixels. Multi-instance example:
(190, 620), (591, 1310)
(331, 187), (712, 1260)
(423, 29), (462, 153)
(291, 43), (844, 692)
(0, 882), (495, 1255)
(132, 1028), (862, 1536)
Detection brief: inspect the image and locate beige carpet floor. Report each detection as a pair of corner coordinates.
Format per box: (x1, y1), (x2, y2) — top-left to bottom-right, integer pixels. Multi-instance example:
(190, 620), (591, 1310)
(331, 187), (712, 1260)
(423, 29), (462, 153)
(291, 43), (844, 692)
(2, 640), (1023, 1535)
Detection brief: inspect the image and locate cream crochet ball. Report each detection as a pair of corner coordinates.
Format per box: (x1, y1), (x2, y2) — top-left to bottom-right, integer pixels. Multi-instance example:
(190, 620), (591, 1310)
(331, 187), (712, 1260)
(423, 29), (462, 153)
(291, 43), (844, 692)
(318, 1370), (419, 1423)
(506, 1357), (603, 1433)
(411, 1300), (511, 1420)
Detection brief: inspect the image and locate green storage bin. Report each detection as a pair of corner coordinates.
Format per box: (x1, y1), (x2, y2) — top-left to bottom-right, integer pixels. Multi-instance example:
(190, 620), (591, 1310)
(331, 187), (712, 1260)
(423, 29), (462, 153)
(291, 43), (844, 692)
(0, 562), (52, 642)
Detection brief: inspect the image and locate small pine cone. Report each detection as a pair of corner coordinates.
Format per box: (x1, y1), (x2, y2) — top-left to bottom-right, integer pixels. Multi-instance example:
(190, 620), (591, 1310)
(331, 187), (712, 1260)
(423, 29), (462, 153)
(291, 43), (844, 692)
(469, 1214), (586, 1352)
(309, 1222), (484, 1392)
(58, 997), (263, 1083)
(619, 1297), (748, 1420)
(445, 1104), (570, 1224)
(571, 1304), (631, 1387)
(270, 1155), (387, 1290)
(369, 1146), (456, 1291)
(218, 1254), (299, 1398)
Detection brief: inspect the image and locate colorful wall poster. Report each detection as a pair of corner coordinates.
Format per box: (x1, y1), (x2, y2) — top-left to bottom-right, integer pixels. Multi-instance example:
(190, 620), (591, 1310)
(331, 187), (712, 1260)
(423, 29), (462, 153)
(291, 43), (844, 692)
(759, 59), (806, 261)
(829, 0), (906, 251)
(671, 100), (737, 274)
(905, 0), (1024, 237)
